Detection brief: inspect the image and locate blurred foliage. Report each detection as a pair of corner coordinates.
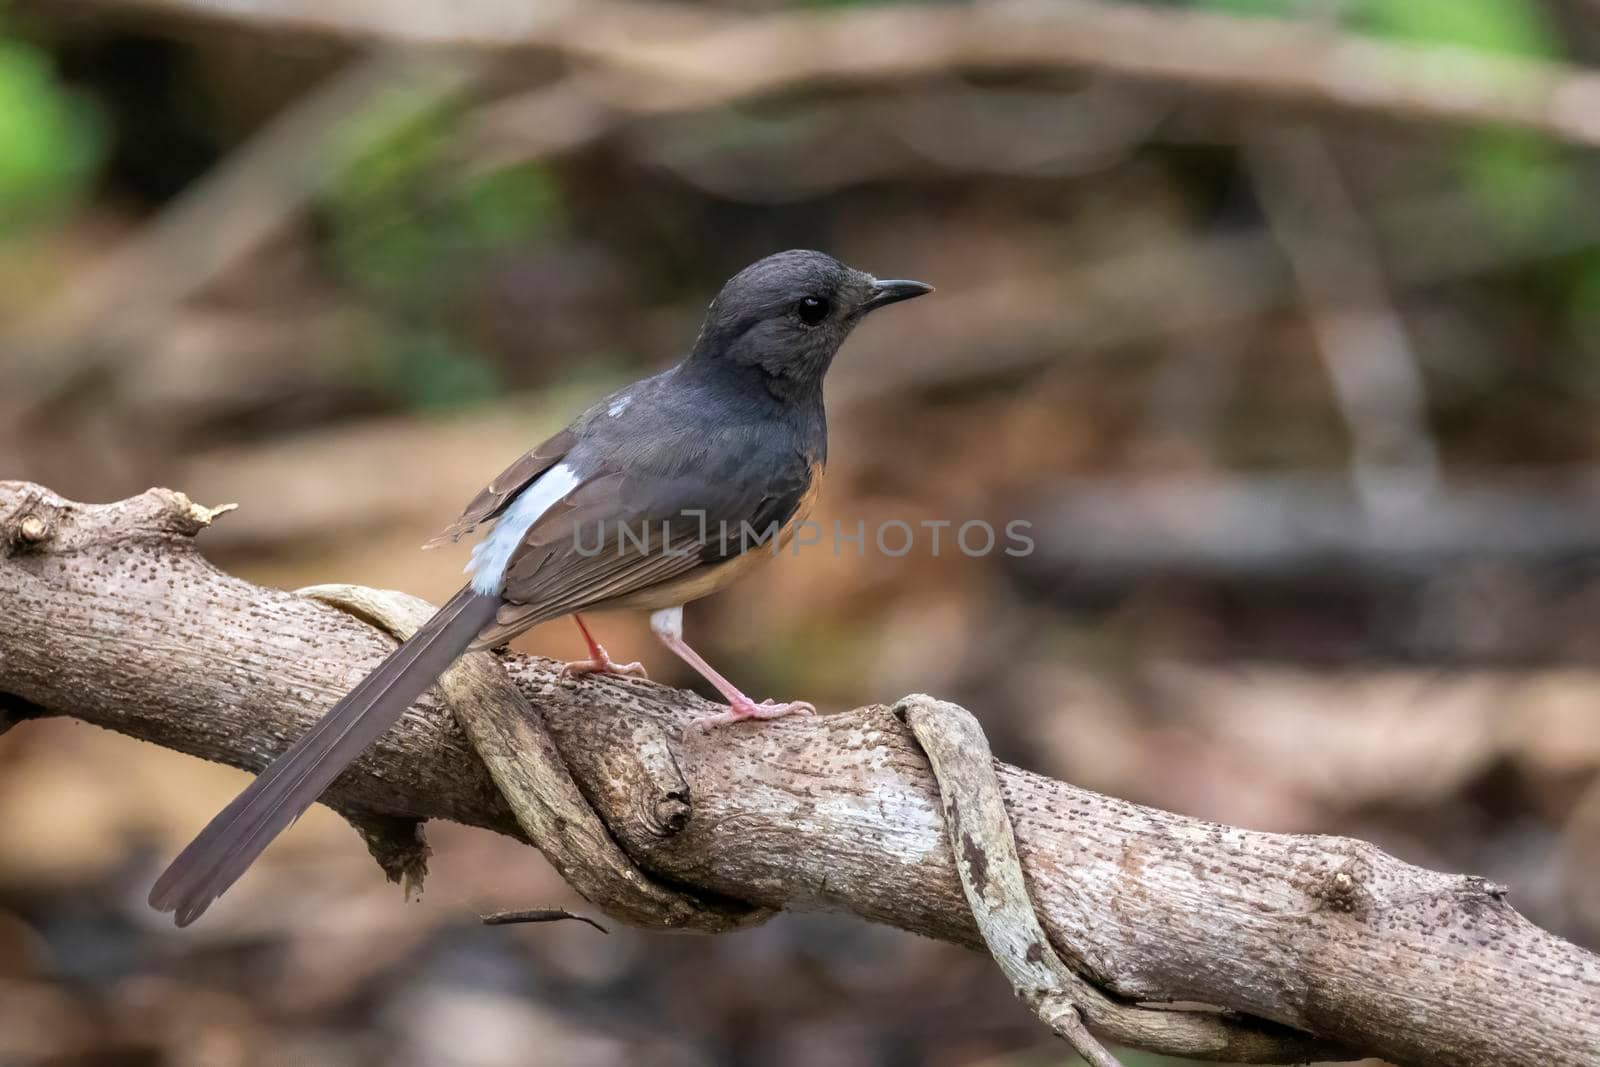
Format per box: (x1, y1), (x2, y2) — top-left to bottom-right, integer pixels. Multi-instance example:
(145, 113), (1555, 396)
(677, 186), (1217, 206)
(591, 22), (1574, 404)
(1201, 0), (1577, 297)
(0, 26), (102, 234)
(354, 325), (503, 412)
(324, 91), (561, 409)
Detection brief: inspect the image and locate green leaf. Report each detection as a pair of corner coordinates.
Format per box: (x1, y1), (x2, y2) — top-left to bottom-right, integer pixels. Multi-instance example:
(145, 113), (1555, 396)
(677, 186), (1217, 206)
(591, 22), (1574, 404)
(0, 39), (104, 232)
(1356, 0), (1556, 58)
(1195, 0), (1298, 15)
(1192, 0), (1558, 58)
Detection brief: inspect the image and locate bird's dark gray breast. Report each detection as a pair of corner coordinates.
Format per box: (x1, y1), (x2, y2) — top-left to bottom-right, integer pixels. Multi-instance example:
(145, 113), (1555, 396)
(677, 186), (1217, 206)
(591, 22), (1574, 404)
(570, 365), (826, 563)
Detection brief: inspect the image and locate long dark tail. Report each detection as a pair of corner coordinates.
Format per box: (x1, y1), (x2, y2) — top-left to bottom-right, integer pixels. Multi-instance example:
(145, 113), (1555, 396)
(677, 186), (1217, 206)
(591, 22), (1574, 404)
(149, 587), (501, 926)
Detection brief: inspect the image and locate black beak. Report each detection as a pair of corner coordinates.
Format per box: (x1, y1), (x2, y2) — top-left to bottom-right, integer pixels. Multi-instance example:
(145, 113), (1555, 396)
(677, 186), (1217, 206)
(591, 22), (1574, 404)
(863, 278), (934, 312)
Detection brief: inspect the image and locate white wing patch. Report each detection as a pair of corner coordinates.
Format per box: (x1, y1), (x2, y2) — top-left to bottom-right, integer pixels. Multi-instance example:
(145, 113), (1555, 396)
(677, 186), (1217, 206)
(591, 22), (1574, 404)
(467, 462), (582, 595)
(607, 394), (632, 418)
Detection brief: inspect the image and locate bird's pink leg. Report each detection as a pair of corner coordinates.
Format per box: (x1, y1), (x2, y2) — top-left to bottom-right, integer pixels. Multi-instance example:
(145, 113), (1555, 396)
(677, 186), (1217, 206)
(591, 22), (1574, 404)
(649, 607), (815, 728)
(561, 613), (648, 679)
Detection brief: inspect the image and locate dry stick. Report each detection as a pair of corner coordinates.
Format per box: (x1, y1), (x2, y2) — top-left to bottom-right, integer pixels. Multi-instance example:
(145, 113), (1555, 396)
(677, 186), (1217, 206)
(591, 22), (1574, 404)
(100, 0), (1600, 147)
(3, 482), (1599, 1065)
(481, 908), (609, 934)
(1247, 127), (1441, 519)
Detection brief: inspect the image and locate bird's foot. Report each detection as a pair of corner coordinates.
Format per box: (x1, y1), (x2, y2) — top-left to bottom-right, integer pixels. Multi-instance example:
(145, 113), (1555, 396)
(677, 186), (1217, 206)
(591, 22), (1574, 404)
(564, 613), (648, 679)
(692, 696), (816, 730)
(560, 644), (648, 680)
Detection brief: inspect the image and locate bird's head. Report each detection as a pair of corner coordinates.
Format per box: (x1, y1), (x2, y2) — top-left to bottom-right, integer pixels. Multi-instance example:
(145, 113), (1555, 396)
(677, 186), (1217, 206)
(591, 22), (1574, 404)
(689, 249), (932, 397)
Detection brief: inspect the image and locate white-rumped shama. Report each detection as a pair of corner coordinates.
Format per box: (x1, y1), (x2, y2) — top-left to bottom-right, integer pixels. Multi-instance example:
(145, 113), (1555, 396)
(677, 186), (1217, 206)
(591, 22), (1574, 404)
(150, 249), (932, 926)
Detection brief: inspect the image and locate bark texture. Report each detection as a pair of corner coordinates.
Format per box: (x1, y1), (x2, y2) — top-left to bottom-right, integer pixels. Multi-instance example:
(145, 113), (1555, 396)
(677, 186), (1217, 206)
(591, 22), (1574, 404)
(2, 481), (1597, 1067)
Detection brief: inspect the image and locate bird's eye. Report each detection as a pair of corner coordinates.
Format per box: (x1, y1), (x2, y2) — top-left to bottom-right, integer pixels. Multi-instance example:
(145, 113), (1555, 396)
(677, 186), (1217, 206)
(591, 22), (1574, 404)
(796, 295), (830, 325)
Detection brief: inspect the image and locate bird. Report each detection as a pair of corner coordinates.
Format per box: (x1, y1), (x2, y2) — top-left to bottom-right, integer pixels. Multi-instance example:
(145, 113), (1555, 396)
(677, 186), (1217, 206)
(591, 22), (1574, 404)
(148, 249), (933, 926)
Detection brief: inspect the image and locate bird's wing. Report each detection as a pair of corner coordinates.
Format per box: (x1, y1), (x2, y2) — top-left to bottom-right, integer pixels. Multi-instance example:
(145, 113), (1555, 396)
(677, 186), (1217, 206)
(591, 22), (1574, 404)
(474, 436), (817, 646)
(424, 427), (578, 547)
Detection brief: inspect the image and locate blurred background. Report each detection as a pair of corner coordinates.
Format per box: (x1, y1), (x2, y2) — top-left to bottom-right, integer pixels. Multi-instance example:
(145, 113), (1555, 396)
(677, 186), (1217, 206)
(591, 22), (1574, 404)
(3, 0), (1600, 1064)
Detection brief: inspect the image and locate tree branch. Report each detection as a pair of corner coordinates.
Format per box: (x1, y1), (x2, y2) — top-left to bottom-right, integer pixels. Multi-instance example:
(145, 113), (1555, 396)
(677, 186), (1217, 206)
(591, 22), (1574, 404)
(71, 0), (1600, 149)
(2, 480), (1597, 1066)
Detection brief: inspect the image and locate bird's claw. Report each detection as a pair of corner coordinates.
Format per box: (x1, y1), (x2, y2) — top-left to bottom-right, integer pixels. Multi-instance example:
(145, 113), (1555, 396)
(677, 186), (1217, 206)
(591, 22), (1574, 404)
(692, 697), (816, 730)
(560, 646), (648, 680)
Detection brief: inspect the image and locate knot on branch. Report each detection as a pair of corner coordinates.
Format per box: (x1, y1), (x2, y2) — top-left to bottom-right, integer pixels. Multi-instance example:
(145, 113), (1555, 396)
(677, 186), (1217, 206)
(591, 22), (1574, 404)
(298, 583), (769, 934)
(0, 482), (237, 555)
(2, 489), (61, 552)
(1312, 868), (1370, 916)
(895, 694), (1353, 1066)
